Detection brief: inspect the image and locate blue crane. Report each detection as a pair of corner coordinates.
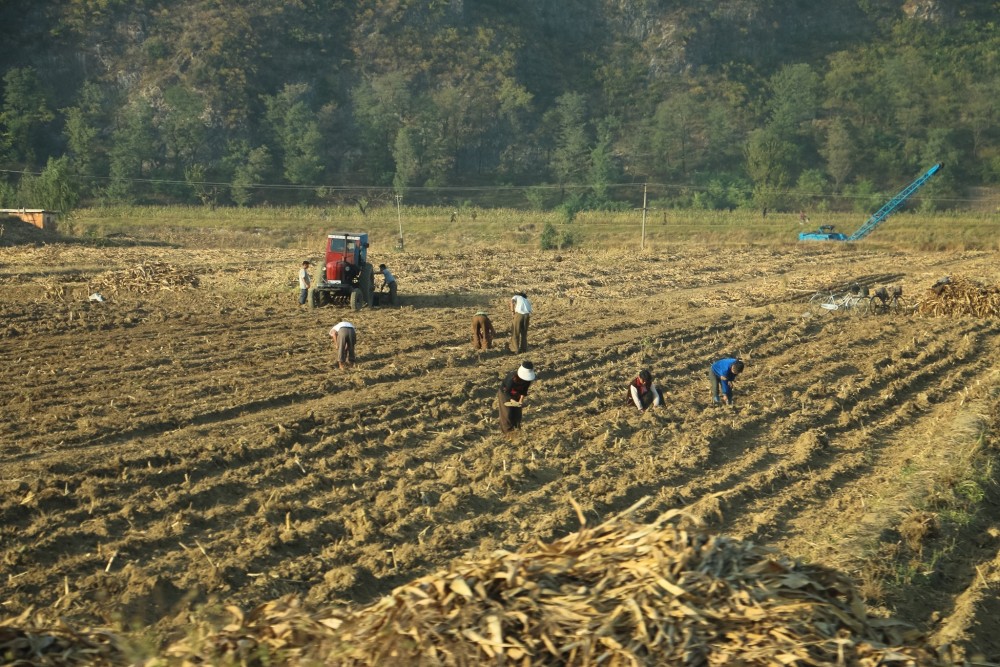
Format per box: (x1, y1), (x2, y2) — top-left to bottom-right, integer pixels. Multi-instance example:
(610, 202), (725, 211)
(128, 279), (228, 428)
(799, 163), (942, 241)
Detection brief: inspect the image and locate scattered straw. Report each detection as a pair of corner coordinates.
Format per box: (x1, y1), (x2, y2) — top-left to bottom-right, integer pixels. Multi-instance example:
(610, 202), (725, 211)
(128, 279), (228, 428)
(918, 276), (1000, 318)
(0, 501), (965, 665)
(89, 261), (199, 296)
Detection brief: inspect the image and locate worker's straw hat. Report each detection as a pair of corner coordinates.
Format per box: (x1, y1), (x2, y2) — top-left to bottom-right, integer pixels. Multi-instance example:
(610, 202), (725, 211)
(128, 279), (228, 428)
(517, 362), (536, 381)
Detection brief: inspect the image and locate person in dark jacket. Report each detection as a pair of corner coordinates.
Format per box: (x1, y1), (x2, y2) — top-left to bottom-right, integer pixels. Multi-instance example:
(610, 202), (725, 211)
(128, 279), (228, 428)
(498, 361), (536, 433)
(628, 369), (664, 413)
(710, 358), (744, 405)
(472, 310), (496, 350)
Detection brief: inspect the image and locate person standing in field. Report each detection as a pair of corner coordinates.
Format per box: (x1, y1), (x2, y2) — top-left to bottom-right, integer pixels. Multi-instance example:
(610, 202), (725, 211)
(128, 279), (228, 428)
(509, 291), (532, 353)
(298, 260), (312, 306)
(378, 263), (398, 305)
(498, 361), (536, 433)
(628, 369), (664, 413)
(330, 321), (357, 370)
(472, 310), (496, 350)
(709, 358), (744, 406)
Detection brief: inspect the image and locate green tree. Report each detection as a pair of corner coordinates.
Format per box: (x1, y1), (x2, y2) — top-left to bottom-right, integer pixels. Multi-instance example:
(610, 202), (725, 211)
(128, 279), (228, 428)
(823, 49), (886, 130)
(105, 99), (158, 203)
(549, 92), (590, 187)
(62, 82), (109, 197)
(16, 156), (79, 213)
(392, 127), (419, 194)
(264, 83), (324, 186)
(0, 67), (55, 166)
(229, 145), (271, 207)
(161, 86), (209, 176)
(964, 80), (999, 169)
(916, 128), (961, 209)
(745, 129), (793, 213)
(767, 63), (820, 137)
(588, 118), (619, 206)
(647, 92), (700, 180)
(63, 107), (98, 190)
(702, 95), (746, 175)
(793, 169), (828, 212)
(821, 117), (856, 189)
(352, 73), (411, 185)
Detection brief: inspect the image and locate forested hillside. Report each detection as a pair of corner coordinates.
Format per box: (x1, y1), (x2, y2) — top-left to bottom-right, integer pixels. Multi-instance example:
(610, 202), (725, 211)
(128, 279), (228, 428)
(1, 0), (998, 212)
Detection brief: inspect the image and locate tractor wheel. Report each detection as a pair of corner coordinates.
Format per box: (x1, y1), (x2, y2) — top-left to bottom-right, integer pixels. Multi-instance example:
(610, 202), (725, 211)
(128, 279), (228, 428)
(309, 288), (319, 309)
(350, 288), (362, 311)
(361, 263), (375, 307)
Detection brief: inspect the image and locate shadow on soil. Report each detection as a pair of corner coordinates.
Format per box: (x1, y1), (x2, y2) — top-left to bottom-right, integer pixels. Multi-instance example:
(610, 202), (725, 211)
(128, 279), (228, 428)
(374, 293), (488, 309)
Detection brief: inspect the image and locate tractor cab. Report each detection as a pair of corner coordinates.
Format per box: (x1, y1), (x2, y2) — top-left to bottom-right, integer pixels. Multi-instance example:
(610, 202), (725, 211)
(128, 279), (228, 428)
(323, 233), (369, 284)
(311, 232), (374, 310)
(799, 224), (848, 242)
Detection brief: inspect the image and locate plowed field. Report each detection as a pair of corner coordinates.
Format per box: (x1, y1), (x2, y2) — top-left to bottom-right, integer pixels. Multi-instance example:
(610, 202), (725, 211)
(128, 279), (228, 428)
(2, 236), (999, 659)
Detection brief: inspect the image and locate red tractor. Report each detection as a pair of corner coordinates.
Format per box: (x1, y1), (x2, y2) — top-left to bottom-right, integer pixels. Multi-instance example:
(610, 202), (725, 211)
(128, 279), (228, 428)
(309, 232), (375, 310)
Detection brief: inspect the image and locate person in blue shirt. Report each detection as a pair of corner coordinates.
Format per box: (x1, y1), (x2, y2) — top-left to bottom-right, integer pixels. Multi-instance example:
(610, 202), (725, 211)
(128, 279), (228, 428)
(710, 358), (744, 406)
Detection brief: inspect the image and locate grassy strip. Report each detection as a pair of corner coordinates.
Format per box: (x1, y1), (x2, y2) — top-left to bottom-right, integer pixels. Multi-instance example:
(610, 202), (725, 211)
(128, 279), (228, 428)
(856, 374), (1000, 628)
(64, 205), (1000, 251)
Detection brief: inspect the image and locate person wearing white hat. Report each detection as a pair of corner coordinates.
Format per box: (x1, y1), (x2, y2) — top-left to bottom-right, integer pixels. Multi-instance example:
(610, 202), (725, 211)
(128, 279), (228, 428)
(498, 361), (536, 433)
(509, 291), (532, 353)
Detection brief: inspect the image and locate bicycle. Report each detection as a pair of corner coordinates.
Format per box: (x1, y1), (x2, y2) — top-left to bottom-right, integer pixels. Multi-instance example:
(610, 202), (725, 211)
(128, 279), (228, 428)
(808, 283), (870, 314)
(866, 285), (908, 315)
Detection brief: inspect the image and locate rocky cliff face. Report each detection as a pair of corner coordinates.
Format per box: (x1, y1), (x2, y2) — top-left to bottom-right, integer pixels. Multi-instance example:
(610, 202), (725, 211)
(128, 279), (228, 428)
(902, 0), (951, 22)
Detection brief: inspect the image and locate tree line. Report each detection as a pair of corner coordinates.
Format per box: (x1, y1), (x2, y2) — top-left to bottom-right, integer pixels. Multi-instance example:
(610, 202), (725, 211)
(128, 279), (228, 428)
(0, 0), (997, 215)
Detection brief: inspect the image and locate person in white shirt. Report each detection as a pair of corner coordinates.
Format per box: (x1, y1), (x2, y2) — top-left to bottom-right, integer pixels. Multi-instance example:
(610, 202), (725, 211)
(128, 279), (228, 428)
(378, 263), (397, 305)
(628, 369), (664, 413)
(298, 261), (312, 306)
(329, 321), (357, 369)
(509, 291), (532, 353)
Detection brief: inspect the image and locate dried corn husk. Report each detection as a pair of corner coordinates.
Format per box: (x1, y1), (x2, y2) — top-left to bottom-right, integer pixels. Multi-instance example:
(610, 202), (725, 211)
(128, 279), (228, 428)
(89, 261), (199, 296)
(165, 503), (952, 666)
(917, 275), (1000, 318)
(0, 504), (962, 666)
(0, 611), (123, 666)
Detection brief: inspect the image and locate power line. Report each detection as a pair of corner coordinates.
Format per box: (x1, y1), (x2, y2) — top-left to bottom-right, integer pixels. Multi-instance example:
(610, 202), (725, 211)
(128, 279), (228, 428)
(1, 169), (996, 205)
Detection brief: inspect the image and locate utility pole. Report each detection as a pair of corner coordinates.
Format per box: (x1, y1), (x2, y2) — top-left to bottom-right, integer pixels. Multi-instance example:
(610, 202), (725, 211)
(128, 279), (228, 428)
(640, 183), (648, 251)
(395, 193), (404, 251)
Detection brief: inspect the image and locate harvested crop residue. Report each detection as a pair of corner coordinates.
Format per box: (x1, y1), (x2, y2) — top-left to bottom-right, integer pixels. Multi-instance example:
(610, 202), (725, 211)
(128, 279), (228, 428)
(1, 237), (999, 663)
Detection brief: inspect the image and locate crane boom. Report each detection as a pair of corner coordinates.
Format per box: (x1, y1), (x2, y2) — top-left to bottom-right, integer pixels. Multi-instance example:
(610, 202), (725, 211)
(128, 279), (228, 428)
(847, 163), (942, 240)
(798, 162), (942, 242)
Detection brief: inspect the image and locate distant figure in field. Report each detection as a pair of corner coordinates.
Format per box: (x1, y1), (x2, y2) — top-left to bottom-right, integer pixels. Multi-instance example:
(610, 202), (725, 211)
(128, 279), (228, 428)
(378, 263), (397, 305)
(709, 358), (744, 406)
(498, 361), (536, 433)
(628, 369), (664, 413)
(329, 321), (357, 370)
(472, 310), (496, 350)
(298, 260), (312, 306)
(509, 291), (532, 353)
(799, 210), (809, 225)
